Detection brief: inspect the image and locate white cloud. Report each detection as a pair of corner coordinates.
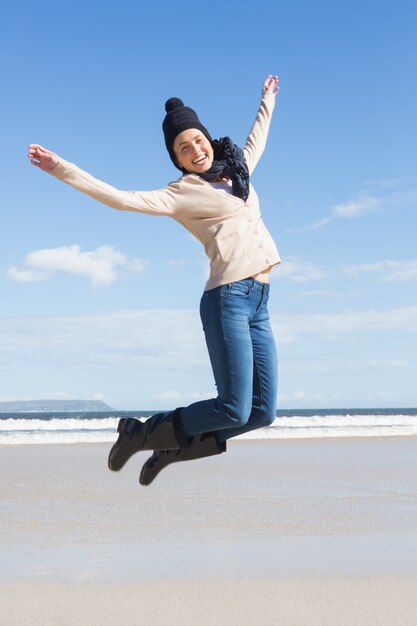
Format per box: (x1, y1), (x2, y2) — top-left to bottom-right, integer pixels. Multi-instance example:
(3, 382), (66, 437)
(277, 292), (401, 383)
(363, 177), (411, 191)
(308, 217), (331, 229)
(296, 289), (365, 298)
(331, 194), (381, 219)
(42, 391), (72, 400)
(167, 259), (196, 270)
(280, 358), (409, 374)
(272, 256), (326, 283)
(0, 310), (207, 371)
(157, 390), (214, 401)
(1, 307), (416, 409)
(362, 177), (417, 202)
(278, 390), (339, 404)
(344, 260), (417, 282)
(308, 193), (381, 230)
(91, 392), (109, 402)
(272, 306), (417, 345)
(167, 259), (190, 268)
(1, 307), (417, 374)
(367, 391), (396, 403)
(306, 177), (417, 231)
(7, 244), (147, 286)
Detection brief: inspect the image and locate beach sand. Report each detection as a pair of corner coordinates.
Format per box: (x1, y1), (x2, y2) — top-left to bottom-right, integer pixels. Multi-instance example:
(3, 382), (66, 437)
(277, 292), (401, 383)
(1, 438), (417, 625)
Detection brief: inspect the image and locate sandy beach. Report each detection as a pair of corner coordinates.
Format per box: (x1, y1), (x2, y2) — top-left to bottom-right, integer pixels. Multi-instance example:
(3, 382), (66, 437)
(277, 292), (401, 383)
(2, 438), (417, 625)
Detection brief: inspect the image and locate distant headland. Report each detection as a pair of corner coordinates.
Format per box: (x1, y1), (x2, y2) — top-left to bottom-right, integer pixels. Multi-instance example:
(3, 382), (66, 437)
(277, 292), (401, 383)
(0, 399), (114, 413)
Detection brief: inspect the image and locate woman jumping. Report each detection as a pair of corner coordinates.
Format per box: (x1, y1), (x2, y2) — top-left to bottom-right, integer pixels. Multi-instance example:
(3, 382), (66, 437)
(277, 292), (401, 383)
(28, 74), (281, 485)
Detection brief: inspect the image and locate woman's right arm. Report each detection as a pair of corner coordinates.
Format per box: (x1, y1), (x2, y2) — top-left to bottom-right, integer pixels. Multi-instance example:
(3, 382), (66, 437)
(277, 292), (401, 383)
(27, 144), (179, 217)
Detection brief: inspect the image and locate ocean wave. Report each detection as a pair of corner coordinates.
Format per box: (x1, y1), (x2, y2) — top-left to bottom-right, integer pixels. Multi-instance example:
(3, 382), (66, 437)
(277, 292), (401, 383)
(0, 413), (416, 445)
(0, 417), (120, 431)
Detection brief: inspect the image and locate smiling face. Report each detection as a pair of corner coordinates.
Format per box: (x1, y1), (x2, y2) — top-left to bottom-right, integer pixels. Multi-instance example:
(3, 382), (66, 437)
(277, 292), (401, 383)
(173, 129), (214, 173)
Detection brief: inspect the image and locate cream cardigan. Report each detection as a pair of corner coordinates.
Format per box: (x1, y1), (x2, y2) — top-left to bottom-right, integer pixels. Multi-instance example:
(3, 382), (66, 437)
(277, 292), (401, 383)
(50, 91), (281, 291)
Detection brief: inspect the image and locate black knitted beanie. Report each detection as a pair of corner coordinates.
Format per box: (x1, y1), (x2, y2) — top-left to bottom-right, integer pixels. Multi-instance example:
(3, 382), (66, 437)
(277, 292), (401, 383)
(162, 98), (212, 169)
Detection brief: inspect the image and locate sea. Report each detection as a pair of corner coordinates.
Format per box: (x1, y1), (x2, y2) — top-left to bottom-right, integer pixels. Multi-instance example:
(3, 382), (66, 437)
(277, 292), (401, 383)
(1, 408), (417, 445)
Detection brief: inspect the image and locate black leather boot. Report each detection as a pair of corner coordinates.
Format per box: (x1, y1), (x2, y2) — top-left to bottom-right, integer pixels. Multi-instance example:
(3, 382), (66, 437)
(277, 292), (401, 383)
(139, 433), (226, 485)
(108, 408), (189, 472)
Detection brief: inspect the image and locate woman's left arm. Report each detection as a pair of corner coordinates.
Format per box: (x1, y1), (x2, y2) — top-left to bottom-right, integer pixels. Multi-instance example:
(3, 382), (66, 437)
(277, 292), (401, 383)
(243, 75), (279, 175)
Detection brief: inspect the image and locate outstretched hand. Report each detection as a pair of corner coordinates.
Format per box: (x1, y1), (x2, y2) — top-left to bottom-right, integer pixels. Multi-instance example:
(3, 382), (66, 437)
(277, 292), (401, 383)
(28, 144), (59, 173)
(262, 74), (279, 97)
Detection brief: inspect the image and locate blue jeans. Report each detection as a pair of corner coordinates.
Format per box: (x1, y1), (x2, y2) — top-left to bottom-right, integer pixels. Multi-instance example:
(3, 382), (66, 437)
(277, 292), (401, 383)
(179, 278), (278, 443)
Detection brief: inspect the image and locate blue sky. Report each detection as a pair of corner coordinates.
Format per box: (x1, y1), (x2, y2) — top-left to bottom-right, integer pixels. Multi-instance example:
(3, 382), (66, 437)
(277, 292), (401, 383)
(1, 0), (416, 409)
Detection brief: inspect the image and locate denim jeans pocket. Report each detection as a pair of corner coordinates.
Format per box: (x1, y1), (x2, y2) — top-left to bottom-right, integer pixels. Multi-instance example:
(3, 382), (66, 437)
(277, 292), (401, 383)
(223, 279), (252, 298)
